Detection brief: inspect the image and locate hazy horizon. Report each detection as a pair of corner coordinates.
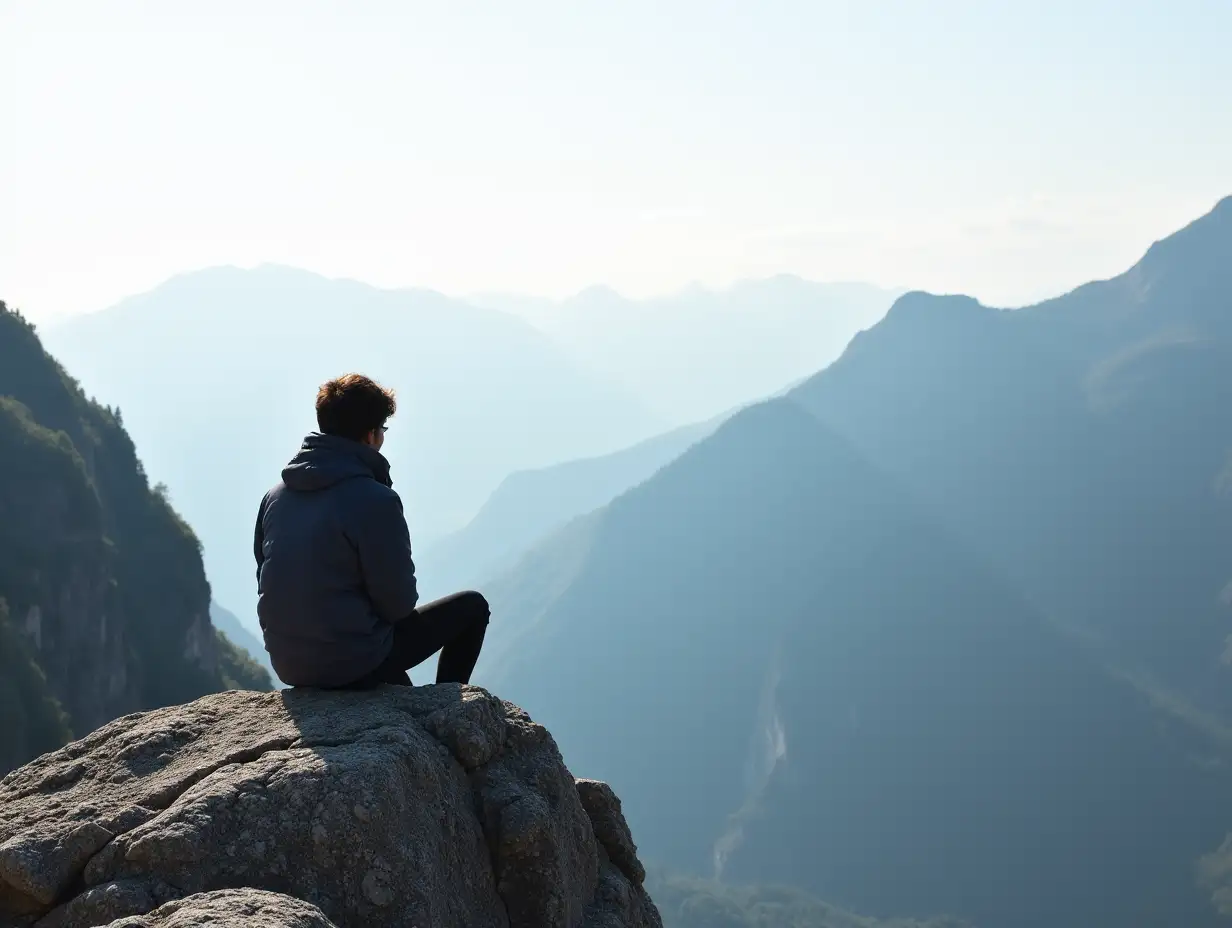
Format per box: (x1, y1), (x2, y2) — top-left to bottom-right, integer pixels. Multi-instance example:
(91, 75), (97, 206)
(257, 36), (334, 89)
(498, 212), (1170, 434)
(5, 1), (1231, 324)
(35, 261), (905, 326)
(10, 202), (1227, 328)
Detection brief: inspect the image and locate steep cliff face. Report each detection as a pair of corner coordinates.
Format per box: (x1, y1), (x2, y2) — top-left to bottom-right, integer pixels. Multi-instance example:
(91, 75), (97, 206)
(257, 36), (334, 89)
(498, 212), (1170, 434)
(0, 301), (268, 774)
(0, 600), (71, 776)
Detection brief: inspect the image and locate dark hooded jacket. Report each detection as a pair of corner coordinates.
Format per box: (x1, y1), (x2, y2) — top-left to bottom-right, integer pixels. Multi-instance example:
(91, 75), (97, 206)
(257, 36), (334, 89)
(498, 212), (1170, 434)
(254, 432), (419, 687)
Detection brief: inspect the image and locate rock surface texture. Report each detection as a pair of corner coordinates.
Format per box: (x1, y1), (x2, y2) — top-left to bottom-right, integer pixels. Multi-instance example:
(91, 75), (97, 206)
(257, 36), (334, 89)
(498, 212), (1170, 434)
(0, 686), (663, 928)
(103, 889), (338, 928)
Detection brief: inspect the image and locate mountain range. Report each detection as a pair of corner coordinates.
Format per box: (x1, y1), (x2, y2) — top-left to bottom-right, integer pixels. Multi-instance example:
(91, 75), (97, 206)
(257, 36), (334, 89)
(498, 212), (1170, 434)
(462, 196), (1232, 927)
(12, 193), (1232, 927)
(473, 277), (900, 423)
(794, 194), (1232, 719)
(41, 266), (665, 628)
(42, 269), (889, 635)
(415, 414), (726, 602)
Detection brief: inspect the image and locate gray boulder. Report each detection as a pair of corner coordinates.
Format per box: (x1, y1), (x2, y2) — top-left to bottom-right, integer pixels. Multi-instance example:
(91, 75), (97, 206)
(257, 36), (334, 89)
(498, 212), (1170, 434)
(0, 686), (662, 928)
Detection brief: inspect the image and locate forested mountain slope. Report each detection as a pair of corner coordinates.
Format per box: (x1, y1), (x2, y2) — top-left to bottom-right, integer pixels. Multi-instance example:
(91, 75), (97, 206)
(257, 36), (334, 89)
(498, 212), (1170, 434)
(0, 301), (268, 774)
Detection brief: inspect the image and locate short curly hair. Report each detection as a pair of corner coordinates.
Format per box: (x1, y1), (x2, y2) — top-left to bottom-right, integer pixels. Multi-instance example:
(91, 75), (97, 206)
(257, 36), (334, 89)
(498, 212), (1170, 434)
(315, 373), (396, 441)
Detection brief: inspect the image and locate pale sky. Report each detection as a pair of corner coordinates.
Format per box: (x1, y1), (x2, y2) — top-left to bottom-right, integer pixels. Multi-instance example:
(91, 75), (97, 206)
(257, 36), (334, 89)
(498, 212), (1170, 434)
(3, 0), (1230, 324)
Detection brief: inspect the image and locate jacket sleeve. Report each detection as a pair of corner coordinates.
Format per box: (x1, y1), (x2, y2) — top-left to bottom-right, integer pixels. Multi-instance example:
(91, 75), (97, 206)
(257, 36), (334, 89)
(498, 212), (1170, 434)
(349, 486), (420, 623)
(254, 492), (268, 584)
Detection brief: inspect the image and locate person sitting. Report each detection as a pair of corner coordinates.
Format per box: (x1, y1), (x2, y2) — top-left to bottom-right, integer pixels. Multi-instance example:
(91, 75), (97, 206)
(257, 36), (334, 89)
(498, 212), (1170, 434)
(253, 373), (489, 689)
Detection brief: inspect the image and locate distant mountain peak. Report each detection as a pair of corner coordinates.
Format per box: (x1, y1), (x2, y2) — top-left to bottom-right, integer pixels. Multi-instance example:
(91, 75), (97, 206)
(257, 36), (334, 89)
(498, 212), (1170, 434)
(1134, 194), (1232, 279)
(876, 290), (989, 332)
(567, 284), (628, 308)
(886, 290), (983, 313)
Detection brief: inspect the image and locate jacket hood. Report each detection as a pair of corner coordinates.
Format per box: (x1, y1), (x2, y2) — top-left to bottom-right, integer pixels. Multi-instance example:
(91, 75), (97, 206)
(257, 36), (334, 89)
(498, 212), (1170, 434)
(281, 432), (393, 492)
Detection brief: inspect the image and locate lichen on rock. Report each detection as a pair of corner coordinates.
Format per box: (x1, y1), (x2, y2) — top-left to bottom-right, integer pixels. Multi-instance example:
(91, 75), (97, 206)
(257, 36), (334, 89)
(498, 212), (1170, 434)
(0, 686), (661, 928)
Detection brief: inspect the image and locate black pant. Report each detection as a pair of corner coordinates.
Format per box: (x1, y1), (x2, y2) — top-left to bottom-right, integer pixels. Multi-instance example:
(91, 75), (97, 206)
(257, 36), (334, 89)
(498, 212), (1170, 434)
(353, 590), (490, 688)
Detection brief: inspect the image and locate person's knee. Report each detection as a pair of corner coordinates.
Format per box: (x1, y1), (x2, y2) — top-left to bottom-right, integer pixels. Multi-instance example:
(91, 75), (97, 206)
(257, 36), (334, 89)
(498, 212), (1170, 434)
(460, 590), (490, 625)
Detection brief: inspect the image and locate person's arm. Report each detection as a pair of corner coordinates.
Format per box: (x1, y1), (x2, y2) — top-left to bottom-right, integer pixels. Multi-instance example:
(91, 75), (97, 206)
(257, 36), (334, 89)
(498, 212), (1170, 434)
(350, 487), (420, 622)
(254, 492), (268, 584)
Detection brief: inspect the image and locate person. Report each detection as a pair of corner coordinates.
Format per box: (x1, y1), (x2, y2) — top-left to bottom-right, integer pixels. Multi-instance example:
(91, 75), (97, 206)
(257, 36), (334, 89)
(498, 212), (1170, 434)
(253, 373), (489, 689)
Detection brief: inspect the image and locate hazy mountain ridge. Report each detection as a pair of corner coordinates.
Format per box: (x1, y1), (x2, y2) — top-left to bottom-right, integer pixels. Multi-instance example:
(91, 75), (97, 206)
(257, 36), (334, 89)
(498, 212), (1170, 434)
(472, 198), (1232, 927)
(473, 276), (901, 423)
(421, 365), (817, 608)
(42, 264), (664, 631)
(417, 415), (724, 600)
(210, 599), (278, 686)
(0, 301), (270, 774)
(793, 194), (1232, 715)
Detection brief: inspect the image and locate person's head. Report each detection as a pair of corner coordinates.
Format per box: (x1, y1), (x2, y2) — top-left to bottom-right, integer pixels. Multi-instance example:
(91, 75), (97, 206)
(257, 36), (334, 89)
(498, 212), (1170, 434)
(315, 373), (396, 451)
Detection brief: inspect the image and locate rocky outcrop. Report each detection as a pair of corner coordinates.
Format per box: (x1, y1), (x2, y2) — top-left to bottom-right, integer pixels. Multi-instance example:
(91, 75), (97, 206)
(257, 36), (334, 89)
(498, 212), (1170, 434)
(0, 686), (661, 928)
